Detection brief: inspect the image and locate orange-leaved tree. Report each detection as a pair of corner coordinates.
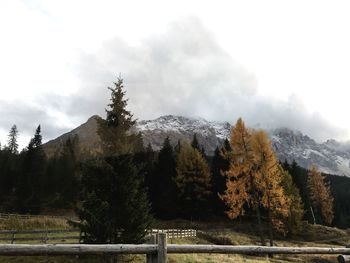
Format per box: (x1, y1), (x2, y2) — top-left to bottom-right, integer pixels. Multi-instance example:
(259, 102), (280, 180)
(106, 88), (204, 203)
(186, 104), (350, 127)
(251, 130), (290, 245)
(221, 118), (292, 246)
(220, 118), (266, 245)
(307, 165), (333, 225)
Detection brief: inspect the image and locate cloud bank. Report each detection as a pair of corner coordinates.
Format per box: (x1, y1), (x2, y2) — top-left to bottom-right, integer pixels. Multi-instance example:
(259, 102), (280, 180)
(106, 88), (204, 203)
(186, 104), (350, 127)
(0, 17), (347, 144)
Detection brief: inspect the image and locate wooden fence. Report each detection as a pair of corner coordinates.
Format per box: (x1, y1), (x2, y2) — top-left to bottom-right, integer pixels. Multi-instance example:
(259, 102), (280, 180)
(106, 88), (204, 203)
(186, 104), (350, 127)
(0, 229), (196, 244)
(0, 233), (348, 262)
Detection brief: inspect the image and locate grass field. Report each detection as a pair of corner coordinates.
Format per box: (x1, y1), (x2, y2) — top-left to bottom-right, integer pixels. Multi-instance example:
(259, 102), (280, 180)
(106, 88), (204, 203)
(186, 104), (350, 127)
(0, 216), (348, 262)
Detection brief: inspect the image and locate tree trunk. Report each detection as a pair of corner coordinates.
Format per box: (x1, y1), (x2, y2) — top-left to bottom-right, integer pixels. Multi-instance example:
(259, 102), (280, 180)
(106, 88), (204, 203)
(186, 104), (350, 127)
(255, 205), (266, 246)
(310, 206), (316, 225)
(267, 199), (274, 247)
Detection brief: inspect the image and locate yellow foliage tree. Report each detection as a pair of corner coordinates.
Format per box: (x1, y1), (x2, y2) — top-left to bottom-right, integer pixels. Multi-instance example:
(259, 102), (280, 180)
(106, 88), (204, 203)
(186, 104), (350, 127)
(251, 130), (289, 244)
(221, 118), (292, 245)
(175, 142), (211, 219)
(307, 165), (334, 225)
(220, 118), (266, 244)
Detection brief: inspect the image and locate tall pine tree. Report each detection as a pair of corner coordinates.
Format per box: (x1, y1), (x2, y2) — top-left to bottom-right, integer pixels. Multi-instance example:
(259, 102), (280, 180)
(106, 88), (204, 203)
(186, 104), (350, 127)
(151, 137), (178, 219)
(97, 77), (143, 156)
(7, 125), (19, 154)
(77, 78), (153, 244)
(210, 139), (231, 216)
(17, 125), (46, 213)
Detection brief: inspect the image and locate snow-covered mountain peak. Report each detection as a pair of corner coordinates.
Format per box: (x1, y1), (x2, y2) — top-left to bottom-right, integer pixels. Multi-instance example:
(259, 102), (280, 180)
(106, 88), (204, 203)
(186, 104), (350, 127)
(137, 116), (350, 177)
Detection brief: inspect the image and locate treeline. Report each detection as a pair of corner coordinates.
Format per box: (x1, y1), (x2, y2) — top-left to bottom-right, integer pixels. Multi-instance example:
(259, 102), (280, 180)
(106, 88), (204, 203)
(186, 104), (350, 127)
(0, 77), (350, 245)
(0, 125), (79, 213)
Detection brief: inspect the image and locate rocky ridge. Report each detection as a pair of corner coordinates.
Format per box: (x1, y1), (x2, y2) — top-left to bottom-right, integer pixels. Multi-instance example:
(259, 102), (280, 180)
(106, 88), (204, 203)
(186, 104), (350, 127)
(43, 115), (350, 177)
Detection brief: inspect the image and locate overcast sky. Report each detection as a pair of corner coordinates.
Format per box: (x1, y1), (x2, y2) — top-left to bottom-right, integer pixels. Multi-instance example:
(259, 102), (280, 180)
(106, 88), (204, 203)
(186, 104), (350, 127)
(1, 0), (350, 148)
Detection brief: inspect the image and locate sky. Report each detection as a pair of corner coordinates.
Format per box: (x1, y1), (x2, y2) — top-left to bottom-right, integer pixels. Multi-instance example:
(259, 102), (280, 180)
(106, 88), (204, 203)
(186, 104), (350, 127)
(1, 0), (350, 149)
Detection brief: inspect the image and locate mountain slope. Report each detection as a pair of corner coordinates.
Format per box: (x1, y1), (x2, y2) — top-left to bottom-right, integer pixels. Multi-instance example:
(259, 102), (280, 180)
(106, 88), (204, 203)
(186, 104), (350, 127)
(43, 115), (350, 177)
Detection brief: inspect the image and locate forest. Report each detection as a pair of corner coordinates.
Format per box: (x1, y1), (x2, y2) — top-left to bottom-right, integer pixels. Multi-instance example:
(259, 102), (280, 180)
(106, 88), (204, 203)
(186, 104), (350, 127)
(0, 78), (349, 245)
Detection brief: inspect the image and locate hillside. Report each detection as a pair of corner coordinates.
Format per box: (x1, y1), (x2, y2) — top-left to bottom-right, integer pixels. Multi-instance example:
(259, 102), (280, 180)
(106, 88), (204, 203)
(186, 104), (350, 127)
(43, 115), (350, 177)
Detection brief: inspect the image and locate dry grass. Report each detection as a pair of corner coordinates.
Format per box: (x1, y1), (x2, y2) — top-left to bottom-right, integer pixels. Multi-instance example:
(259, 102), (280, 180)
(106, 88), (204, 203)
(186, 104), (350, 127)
(0, 216), (69, 230)
(0, 216), (347, 262)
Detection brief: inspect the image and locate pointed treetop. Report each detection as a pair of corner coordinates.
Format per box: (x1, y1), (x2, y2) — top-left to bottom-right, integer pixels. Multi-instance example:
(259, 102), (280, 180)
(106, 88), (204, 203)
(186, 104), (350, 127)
(7, 124), (19, 154)
(28, 125), (42, 150)
(105, 77), (135, 129)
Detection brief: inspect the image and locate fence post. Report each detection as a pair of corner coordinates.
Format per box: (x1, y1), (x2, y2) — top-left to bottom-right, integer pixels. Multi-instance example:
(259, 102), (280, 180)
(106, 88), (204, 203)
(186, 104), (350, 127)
(157, 233), (167, 263)
(146, 234), (157, 263)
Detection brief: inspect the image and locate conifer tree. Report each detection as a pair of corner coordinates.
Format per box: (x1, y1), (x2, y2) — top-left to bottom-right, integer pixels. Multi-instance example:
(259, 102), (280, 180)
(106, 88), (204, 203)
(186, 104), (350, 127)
(17, 125), (46, 213)
(191, 134), (206, 157)
(97, 77), (143, 156)
(76, 155), (153, 244)
(210, 141), (231, 216)
(251, 130), (289, 243)
(220, 118), (266, 244)
(0, 126), (21, 209)
(7, 125), (19, 154)
(152, 137), (178, 218)
(279, 166), (304, 235)
(77, 77), (153, 244)
(175, 142), (211, 219)
(221, 119), (291, 245)
(307, 165), (334, 225)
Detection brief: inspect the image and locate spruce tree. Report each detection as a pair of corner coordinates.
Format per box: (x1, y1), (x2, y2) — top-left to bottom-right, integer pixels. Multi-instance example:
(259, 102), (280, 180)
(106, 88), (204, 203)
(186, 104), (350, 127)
(17, 125), (46, 213)
(77, 77), (153, 244)
(152, 137), (178, 218)
(7, 125), (19, 154)
(191, 133), (206, 157)
(97, 77), (143, 156)
(211, 141), (231, 216)
(76, 155), (153, 243)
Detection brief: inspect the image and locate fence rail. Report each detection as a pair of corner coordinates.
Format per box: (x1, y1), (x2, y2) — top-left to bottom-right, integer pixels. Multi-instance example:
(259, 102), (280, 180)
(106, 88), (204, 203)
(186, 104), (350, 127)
(0, 233), (348, 263)
(0, 213), (72, 220)
(0, 229), (196, 244)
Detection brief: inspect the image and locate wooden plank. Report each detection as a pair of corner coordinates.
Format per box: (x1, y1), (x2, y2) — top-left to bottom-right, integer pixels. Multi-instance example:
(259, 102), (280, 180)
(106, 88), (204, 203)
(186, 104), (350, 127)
(0, 244), (157, 256)
(167, 245), (350, 254)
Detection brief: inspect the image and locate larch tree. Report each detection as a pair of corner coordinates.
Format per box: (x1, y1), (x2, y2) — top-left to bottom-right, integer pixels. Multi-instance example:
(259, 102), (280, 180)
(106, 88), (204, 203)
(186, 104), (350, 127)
(220, 118), (267, 244)
(97, 77), (143, 156)
(175, 142), (211, 219)
(251, 130), (289, 244)
(221, 119), (292, 246)
(307, 165), (334, 225)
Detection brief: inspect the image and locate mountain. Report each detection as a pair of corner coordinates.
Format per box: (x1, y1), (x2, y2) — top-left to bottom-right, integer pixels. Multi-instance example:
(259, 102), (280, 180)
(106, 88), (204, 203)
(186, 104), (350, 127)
(43, 115), (350, 177)
(43, 115), (103, 157)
